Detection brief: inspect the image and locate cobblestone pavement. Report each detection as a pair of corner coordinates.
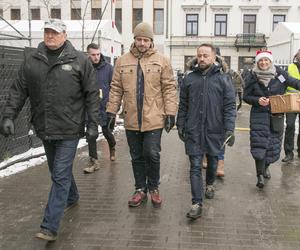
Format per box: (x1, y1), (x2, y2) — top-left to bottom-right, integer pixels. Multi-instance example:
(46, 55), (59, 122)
(1, 105), (300, 250)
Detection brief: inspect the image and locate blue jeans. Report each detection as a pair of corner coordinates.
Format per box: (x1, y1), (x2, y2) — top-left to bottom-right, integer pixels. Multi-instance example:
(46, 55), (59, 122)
(125, 129), (162, 192)
(41, 139), (79, 233)
(189, 154), (218, 204)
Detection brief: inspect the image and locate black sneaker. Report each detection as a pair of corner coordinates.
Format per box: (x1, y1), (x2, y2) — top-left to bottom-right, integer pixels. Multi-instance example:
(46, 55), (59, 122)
(282, 154), (294, 163)
(256, 174), (264, 189)
(35, 228), (57, 241)
(186, 203), (202, 219)
(205, 185), (215, 199)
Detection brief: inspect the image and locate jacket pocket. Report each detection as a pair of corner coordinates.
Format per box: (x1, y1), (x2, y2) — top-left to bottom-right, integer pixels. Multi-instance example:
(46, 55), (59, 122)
(145, 63), (162, 86)
(270, 114), (284, 133)
(120, 65), (136, 91)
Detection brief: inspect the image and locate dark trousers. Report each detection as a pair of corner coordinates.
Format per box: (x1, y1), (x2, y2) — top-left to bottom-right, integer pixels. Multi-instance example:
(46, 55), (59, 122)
(41, 139), (79, 233)
(283, 112), (300, 156)
(88, 125), (116, 159)
(189, 154), (218, 204)
(125, 129), (163, 192)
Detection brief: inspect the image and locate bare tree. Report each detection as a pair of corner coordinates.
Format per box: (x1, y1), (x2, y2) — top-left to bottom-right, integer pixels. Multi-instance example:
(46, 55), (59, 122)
(40, 0), (61, 18)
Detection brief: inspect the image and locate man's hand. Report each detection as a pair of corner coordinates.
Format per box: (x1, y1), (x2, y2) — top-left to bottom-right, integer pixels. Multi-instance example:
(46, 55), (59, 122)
(1, 118), (15, 137)
(177, 127), (185, 141)
(86, 126), (99, 141)
(224, 130), (235, 147)
(107, 112), (116, 133)
(164, 115), (175, 133)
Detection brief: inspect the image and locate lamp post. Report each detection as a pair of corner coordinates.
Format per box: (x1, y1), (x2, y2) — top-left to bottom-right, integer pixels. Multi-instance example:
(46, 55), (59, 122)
(27, 0), (32, 46)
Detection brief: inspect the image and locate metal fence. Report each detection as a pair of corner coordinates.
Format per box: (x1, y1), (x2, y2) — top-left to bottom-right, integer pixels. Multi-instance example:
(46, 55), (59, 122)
(0, 45), (42, 163)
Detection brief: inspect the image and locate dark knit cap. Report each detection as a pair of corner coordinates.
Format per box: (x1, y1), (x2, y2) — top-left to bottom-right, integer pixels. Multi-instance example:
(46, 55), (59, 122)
(133, 22), (154, 40)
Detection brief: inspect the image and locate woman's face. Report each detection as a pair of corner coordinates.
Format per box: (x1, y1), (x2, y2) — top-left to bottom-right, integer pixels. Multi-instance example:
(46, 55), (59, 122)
(257, 58), (272, 71)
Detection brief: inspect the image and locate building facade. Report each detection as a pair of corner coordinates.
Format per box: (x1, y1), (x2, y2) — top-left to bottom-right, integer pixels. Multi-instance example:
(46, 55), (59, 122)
(1, 0), (300, 70)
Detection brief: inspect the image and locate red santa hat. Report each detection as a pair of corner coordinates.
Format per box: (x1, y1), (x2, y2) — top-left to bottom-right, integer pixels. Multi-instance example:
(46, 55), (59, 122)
(255, 50), (273, 63)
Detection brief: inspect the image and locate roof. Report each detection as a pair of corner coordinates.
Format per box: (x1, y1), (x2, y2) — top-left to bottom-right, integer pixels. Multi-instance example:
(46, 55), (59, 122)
(0, 20), (122, 42)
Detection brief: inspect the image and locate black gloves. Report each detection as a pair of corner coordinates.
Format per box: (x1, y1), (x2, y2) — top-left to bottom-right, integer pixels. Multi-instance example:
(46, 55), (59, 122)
(224, 130), (235, 147)
(107, 112), (116, 133)
(1, 118), (15, 137)
(164, 115), (175, 133)
(177, 127), (185, 141)
(86, 126), (99, 141)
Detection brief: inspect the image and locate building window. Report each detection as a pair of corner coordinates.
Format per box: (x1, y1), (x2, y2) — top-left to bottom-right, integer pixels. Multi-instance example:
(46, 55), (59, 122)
(51, 8), (61, 19)
(115, 8), (122, 33)
(186, 14), (198, 36)
(31, 8), (40, 20)
(91, 8), (101, 19)
(11, 9), (21, 20)
(71, 8), (81, 20)
(215, 14), (227, 36)
(223, 56), (231, 69)
(153, 8), (164, 35)
(273, 15), (285, 31)
(238, 56), (255, 71)
(132, 8), (143, 32)
(243, 15), (256, 34)
(0, 9), (3, 17)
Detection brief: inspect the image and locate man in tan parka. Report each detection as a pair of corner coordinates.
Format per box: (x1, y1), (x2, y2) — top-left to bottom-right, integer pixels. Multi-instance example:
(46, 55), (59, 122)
(106, 22), (177, 208)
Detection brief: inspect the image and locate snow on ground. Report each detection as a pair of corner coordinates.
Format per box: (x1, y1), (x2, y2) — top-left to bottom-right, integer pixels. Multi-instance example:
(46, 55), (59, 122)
(0, 123), (124, 178)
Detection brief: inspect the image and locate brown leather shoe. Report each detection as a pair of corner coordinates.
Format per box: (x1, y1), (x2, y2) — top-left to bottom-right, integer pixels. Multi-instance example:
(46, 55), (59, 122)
(216, 159), (224, 177)
(150, 189), (162, 208)
(109, 146), (116, 161)
(128, 189), (147, 207)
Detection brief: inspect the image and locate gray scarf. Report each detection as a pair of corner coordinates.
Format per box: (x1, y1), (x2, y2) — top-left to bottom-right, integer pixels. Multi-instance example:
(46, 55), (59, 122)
(253, 65), (276, 87)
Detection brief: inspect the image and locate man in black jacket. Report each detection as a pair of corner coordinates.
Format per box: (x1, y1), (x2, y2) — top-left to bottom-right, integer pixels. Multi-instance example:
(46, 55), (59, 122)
(176, 44), (236, 220)
(0, 19), (99, 241)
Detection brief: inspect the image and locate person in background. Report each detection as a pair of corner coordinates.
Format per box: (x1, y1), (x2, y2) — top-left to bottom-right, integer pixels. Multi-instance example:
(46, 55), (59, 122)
(229, 69), (244, 112)
(176, 43), (236, 219)
(243, 50), (300, 189)
(106, 22), (177, 208)
(0, 19), (99, 241)
(83, 43), (116, 174)
(282, 50), (300, 163)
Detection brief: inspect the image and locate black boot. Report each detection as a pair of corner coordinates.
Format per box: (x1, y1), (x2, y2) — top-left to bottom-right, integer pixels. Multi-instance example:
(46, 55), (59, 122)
(282, 153), (294, 163)
(263, 165), (271, 179)
(256, 175), (264, 189)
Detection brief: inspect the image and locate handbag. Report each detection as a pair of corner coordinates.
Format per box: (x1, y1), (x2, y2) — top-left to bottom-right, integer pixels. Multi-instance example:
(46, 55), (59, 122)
(270, 114), (284, 133)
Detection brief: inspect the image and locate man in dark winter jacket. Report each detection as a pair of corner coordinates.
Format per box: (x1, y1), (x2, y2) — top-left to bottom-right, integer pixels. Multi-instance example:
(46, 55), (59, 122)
(0, 19), (99, 241)
(83, 43), (116, 174)
(176, 43), (236, 220)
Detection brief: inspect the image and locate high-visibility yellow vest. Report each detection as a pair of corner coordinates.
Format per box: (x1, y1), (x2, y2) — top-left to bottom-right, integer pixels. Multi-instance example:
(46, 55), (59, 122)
(286, 63), (300, 93)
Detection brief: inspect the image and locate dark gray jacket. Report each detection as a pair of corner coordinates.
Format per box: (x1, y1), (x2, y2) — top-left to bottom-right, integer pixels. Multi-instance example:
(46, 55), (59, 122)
(176, 63), (236, 156)
(3, 40), (99, 140)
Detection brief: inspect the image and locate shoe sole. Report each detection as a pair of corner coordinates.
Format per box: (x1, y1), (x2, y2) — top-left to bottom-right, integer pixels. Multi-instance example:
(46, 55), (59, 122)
(35, 233), (57, 241)
(151, 201), (162, 208)
(186, 213), (201, 220)
(83, 168), (100, 174)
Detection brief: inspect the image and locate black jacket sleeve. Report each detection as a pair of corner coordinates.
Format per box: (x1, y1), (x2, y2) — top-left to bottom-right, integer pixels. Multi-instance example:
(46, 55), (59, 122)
(176, 77), (189, 129)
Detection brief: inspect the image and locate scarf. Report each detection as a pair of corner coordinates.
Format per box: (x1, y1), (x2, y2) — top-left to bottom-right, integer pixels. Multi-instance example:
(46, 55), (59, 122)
(252, 64), (276, 87)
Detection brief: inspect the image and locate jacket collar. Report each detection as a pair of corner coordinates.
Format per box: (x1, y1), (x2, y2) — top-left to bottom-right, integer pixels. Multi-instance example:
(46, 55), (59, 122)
(188, 57), (220, 75)
(129, 43), (156, 59)
(35, 40), (77, 61)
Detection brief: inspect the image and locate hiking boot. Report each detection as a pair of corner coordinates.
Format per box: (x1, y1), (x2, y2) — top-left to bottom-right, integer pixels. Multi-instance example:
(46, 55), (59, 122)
(186, 203), (202, 219)
(109, 146), (116, 161)
(202, 155), (207, 169)
(150, 189), (162, 208)
(205, 185), (215, 199)
(83, 157), (100, 174)
(35, 228), (57, 241)
(256, 174), (264, 189)
(282, 154), (294, 163)
(216, 159), (225, 177)
(64, 200), (79, 213)
(128, 189), (147, 207)
(263, 166), (271, 179)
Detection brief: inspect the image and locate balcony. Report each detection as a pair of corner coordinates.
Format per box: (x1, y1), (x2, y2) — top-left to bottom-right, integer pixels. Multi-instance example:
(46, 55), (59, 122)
(235, 33), (267, 51)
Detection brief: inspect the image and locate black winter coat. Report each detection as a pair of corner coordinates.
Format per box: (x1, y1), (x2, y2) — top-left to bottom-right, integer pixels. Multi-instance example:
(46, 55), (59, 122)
(94, 55), (113, 126)
(243, 66), (300, 164)
(176, 64), (236, 156)
(3, 40), (99, 140)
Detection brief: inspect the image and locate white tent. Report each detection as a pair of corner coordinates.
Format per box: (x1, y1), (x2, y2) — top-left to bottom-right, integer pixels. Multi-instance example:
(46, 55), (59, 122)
(0, 20), (122, 61)
(268, 22), (300, 64)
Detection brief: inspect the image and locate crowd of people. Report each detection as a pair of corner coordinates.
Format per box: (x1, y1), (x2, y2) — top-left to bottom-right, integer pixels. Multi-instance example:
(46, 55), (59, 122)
(1, 19), (300, 241)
